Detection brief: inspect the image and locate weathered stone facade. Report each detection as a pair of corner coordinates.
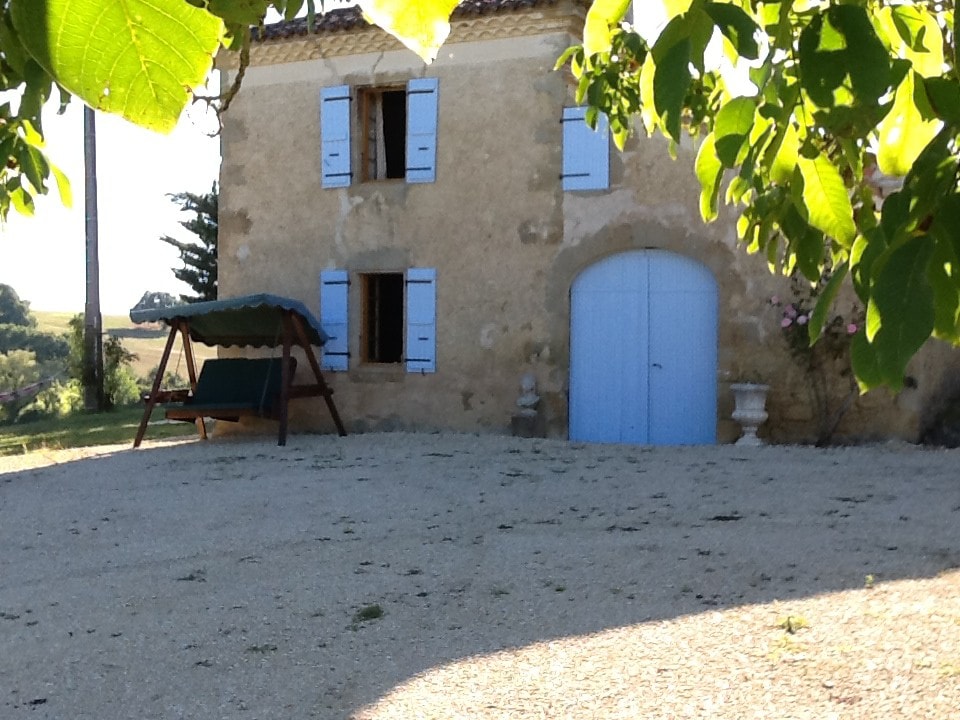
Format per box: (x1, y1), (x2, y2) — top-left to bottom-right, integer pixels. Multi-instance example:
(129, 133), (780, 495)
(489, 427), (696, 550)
(217, 0), (960, 443)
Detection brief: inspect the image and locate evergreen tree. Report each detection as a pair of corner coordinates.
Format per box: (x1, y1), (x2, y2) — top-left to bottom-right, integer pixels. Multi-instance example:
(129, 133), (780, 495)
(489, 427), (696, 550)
(160, 183), (218, 303)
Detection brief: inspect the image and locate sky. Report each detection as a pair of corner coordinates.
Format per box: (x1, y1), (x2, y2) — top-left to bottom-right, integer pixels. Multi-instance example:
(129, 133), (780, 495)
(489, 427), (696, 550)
(0, 92), (221, 316)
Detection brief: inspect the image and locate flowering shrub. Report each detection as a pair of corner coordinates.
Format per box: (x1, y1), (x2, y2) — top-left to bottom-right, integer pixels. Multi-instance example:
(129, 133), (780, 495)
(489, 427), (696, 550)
(769, 274), (864, 445)
(771, 294), (861, 364)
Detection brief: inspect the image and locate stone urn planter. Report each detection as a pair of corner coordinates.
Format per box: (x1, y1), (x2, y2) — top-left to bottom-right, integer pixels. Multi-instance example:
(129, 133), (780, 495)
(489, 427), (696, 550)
(731, 383), (769, 446)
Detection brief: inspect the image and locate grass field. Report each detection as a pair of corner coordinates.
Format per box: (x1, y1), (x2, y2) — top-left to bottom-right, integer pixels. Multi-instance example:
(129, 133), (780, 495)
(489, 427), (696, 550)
(33, 310), (217, 381)
(0, 406), (198, 456)
(0, 312), (217, 456)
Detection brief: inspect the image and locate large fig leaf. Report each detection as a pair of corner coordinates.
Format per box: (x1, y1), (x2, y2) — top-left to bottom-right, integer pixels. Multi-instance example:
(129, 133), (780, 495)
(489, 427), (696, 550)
(359, 0), (459, 63)
(10, 0), (223, 133)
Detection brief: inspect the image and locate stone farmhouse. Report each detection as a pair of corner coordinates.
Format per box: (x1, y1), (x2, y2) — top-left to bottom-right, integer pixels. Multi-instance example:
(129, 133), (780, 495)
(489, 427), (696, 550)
(216, 0), (960, 444)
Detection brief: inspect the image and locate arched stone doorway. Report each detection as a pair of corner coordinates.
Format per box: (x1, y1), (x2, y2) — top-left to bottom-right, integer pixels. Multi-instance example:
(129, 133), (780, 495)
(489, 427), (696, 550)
(569, 249), (718, 444)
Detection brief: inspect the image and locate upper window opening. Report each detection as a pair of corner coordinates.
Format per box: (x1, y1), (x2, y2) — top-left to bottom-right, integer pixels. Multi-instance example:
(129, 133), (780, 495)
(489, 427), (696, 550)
(360, 88), (407, 181)
(361, 273), (404, 363)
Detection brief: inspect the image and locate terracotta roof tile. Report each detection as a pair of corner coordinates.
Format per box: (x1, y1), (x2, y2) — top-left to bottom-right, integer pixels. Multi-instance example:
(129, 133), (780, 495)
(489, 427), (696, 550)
(255, 0), (562, 41)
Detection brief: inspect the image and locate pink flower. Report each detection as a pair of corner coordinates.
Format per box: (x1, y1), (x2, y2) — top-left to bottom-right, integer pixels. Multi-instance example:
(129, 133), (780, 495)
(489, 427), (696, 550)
(797, 314), (808, 325)
(784, 304), (797, 318)
(770, 295), (780, 305)
(781, 317), (792, 328)
(847, 323), (858, 334)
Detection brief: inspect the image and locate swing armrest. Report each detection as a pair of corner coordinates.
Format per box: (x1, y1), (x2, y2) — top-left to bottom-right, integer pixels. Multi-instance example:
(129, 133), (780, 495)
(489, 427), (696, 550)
(142, 388), (192, 404)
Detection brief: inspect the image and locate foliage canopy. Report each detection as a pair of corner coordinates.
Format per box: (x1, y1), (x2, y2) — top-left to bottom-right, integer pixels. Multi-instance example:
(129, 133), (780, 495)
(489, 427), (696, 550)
(2, 0), (959, 389)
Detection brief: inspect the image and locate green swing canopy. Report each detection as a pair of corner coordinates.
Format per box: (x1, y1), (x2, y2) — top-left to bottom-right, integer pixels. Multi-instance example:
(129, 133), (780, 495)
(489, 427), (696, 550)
(130, 293), (330, 349)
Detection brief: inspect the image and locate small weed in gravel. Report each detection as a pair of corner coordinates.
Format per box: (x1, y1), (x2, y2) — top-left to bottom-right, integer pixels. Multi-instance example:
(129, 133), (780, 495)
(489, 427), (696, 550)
(352, 604), (384, 626)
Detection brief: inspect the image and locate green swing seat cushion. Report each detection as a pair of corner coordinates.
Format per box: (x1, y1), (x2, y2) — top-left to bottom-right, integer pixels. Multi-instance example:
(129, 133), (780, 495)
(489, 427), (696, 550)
(164, 357), (294, 419)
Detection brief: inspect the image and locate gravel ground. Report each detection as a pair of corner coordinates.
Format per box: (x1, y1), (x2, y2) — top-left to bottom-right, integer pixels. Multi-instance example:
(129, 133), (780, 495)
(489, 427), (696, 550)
(1, 433), (958, 719)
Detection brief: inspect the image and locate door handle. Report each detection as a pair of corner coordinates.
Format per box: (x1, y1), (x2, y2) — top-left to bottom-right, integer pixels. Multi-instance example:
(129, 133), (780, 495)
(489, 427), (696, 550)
(652, 362), (662, 369)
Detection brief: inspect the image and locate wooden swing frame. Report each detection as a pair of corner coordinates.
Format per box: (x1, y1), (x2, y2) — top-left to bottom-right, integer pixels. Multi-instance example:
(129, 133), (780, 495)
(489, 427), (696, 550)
(132, 296), (347, 448)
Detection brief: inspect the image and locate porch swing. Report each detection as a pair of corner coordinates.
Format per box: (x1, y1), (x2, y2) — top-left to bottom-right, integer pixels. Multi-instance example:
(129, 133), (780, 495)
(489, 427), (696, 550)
(130, 293), (347, 448)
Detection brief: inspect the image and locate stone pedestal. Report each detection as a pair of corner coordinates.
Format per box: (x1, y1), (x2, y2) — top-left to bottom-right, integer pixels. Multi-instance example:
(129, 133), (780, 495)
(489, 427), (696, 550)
(511, 413), (545, 438)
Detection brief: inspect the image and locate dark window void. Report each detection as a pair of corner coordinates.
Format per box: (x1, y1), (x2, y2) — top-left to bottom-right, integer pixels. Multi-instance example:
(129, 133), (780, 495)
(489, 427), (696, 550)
(362, 273), (404, 363)
(360, 88), (407, 181)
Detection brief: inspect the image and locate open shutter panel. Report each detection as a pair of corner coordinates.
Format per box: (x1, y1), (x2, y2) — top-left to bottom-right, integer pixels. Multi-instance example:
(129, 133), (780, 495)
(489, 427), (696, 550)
(405, 268), (436, 373)
(405, 78), (439, 184)
(319, 270), (349, 371)
(561, 106), (610, 191)
(320, 86), (352, 188)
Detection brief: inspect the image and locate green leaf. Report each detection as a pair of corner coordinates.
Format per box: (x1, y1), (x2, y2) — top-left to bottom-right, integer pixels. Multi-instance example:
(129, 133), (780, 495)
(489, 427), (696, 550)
(879, 4), (944, 77)
(20, 145), (48, 194)
(797, 154), (856, 247)
(870, 237), (936, 386)
(921, 76), (960, 124)
(928, 194), (960, 338)
(8, 183), (34, 216)
(713, 97), (755, 167)
(359, 0), (460, 62)
(827, 5), (891, 103)
(694, 132), (723, 221)
(927, 239), (960, 340)
(0, 12), (29, 77)
(638, 53), (657, 135)
(49, 159), (72, 208)
(877, 70), (940, 177)
(780, 204), (824, 281)
(808, 261), (848, 343)
(663, 0), (694, 20)
(207, 0), (271, 25)
(799, 7), (892, 110)
(18, 119), (44, 149)
(10, 0), (223, 133)
(851, 227), (888, 302)
(850, 331), (884, 391)
(879, 192), (910, 242)
(703, 2), (759, 60)
(582, 0), (631, 56)
(798, 15), (846, 108)
(555, 45), (581, 73)
(652, 38), (691, 142)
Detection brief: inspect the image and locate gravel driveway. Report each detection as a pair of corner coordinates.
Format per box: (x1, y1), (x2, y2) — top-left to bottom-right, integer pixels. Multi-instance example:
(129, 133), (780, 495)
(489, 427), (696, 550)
(1, 433), (959, 719)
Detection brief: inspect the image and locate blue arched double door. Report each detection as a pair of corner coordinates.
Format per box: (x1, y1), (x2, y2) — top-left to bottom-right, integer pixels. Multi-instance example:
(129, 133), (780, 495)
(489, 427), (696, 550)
(569, 250), (718, 445)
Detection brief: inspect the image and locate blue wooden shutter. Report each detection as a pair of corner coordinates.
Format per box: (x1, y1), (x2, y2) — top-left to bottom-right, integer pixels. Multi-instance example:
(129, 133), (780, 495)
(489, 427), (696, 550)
(319, 270), (349, 371)
(561, 106), (609, 191)
(405, 78), (439, 183)
(321, 85), (351, 188)
(405, 268), (436, 373)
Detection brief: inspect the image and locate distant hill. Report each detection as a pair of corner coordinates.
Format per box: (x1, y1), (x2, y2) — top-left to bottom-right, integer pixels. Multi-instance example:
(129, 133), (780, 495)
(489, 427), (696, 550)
(32, 310), (216, 380)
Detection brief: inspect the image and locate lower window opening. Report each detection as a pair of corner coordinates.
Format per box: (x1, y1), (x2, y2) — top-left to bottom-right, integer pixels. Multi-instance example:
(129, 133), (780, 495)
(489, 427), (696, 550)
(362, 273), (404, 363)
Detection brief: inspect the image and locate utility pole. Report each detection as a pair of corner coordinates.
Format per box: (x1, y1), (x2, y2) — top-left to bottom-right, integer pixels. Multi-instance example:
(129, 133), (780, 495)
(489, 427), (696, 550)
(83, 105), (104, 411)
